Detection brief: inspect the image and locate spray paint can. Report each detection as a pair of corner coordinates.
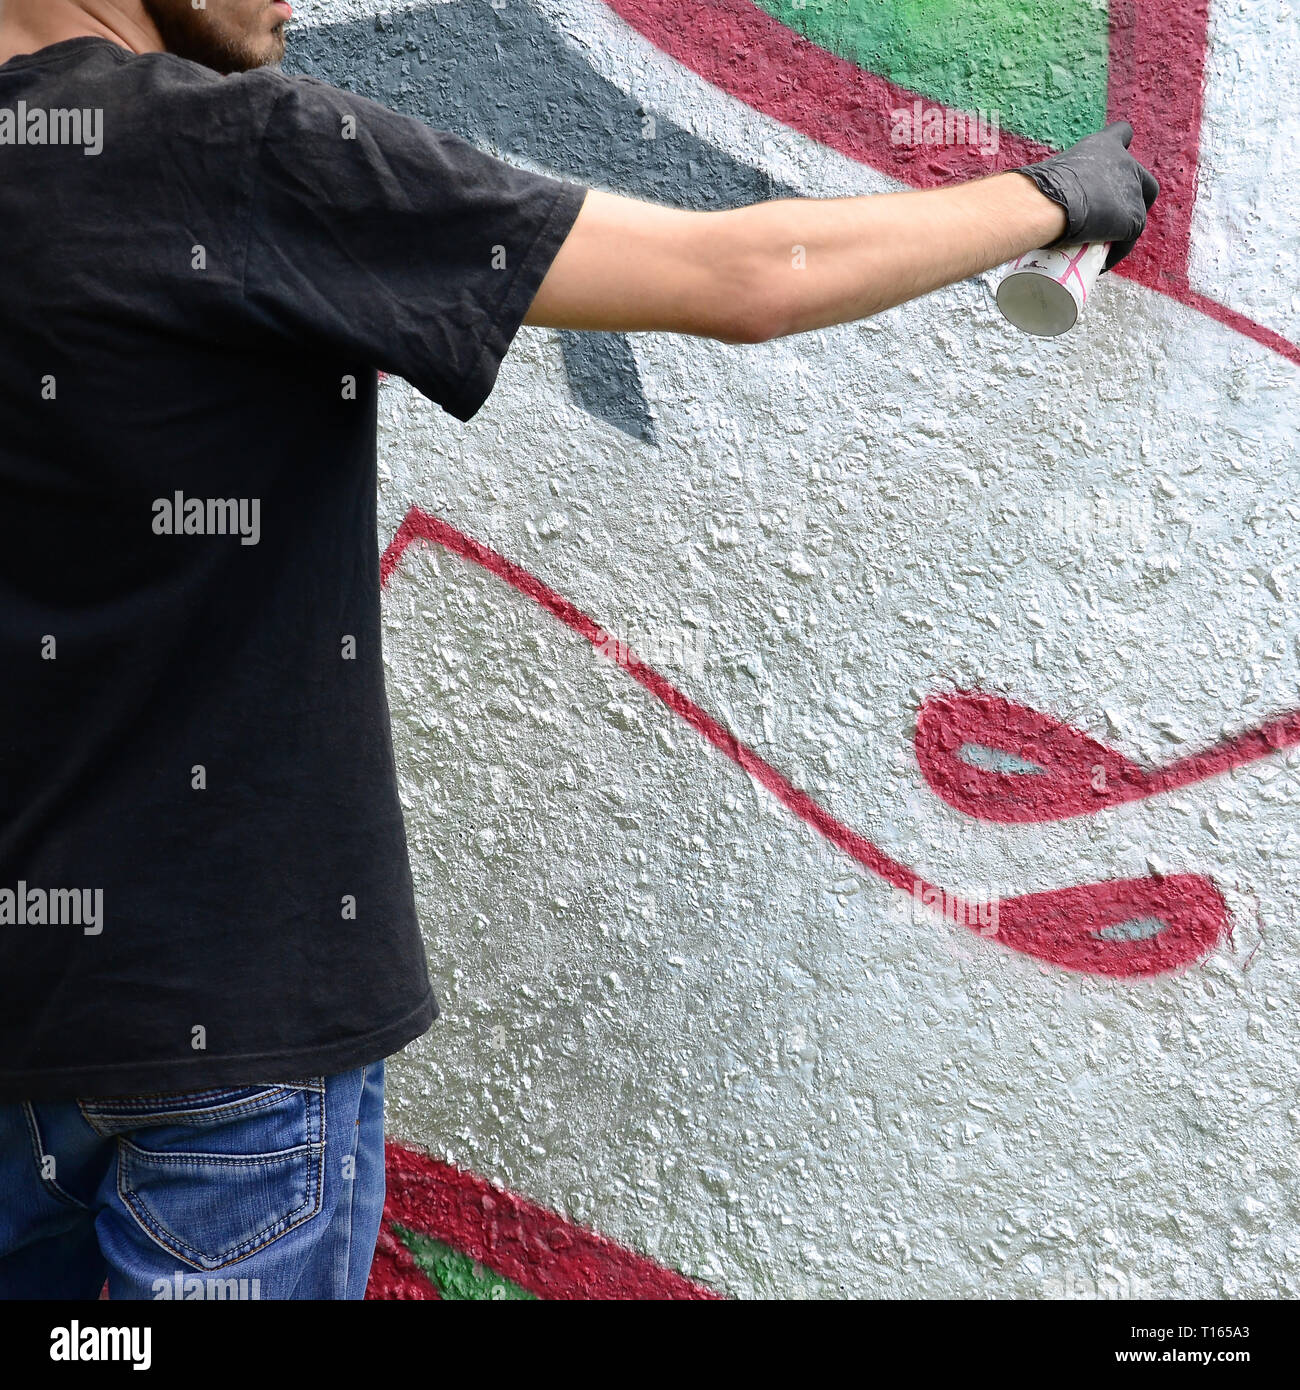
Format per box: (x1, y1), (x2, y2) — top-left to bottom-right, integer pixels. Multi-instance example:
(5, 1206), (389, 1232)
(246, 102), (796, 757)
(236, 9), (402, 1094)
(995, 241), (1110, 337)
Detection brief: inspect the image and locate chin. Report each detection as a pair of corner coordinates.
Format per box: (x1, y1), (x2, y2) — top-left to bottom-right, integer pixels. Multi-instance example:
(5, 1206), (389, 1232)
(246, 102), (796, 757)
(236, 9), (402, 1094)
(225, 30), (286, 74)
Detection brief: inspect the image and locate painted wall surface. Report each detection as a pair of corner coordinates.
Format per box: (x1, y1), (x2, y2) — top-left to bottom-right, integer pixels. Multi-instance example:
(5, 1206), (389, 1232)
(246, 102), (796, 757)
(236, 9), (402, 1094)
(283, 1), (1300, 1298)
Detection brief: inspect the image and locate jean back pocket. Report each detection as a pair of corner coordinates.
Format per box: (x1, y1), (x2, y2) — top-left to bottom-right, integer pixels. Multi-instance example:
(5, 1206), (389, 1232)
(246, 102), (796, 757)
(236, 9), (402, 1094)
(79, 1081), (326, 1271)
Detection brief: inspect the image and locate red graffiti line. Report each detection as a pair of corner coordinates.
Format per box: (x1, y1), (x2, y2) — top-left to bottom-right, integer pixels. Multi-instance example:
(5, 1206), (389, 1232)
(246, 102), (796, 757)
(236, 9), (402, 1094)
(382, 506), (1228, 978)
(917, 690), (1300, 825)
(602, 0), (1300, 371)
(1104, 0), (1209, 294)
(370, 1141), (721, 1300)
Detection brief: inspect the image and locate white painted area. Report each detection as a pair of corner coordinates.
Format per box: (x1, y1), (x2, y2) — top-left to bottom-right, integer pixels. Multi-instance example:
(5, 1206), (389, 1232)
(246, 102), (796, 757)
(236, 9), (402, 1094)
(316, 0), (1300, 1296)
(1189, 0), (1300, 343)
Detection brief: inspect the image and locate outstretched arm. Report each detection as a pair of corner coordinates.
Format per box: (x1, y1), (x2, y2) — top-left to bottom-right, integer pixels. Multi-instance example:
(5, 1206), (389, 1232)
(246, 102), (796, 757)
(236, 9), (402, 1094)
(525, 173), (1065, 345)
(524, 123), (1157, 345)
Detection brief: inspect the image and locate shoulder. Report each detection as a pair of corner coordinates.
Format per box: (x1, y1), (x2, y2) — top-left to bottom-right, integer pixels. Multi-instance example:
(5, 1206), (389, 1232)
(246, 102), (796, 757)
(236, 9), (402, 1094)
(243, 70), (470, 172)
(111, 51), (375, 137)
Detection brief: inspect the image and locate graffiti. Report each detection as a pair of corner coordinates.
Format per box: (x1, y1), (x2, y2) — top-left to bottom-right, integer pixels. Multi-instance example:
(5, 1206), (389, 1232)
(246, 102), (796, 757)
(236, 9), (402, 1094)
(604, 0), (1299, 368)
(755, 0), (1111, 149)
(285, 0), (1300, 1298)
(381, 505), (1230, 977)
(917, 690), (1300, 824)
(288, 3), (791, 440)
(369, 1141), (719, 1299)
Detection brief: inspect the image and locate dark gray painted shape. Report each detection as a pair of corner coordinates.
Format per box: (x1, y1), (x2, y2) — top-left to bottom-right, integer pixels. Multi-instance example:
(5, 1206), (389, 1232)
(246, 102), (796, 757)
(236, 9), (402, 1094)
(559, 330), (657, 444)
(286, 2), (797, 441)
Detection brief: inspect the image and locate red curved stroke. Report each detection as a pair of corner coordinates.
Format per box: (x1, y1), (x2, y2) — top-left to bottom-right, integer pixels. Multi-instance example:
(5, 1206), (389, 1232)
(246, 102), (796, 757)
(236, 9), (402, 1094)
(917, 690), (1300, 824)
(382, 507), (1228, 977)
(368, 1141), (721, 1300)
(603, 0), (1300, 370)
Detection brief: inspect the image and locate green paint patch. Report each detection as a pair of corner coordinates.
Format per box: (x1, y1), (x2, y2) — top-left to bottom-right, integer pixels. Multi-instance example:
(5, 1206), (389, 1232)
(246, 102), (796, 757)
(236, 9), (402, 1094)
(394, 1224), (537, 1301)
(752, 0), (1110, 148)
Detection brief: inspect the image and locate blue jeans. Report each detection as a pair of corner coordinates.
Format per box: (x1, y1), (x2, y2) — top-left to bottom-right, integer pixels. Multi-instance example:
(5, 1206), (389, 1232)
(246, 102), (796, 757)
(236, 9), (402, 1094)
(0, 1062), (385, 1300)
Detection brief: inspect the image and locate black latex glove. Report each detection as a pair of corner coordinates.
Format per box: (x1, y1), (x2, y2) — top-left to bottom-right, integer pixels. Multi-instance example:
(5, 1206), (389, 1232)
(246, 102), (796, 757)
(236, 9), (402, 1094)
(1016, 121), (1160, 271)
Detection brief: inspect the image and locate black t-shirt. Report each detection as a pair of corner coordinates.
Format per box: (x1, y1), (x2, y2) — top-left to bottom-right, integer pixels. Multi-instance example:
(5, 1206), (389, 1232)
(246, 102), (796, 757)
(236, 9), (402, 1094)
(0, 37), (587, 1099)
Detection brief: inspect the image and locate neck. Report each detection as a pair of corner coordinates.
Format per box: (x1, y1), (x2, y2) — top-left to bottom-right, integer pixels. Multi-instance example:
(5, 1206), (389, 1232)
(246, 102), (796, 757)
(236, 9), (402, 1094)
(0, 0), (163, 67)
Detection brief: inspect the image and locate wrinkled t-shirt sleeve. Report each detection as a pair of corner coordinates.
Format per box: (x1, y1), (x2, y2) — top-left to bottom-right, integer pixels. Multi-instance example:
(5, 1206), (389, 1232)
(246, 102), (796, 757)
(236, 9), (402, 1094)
(242, 76), (588, 421)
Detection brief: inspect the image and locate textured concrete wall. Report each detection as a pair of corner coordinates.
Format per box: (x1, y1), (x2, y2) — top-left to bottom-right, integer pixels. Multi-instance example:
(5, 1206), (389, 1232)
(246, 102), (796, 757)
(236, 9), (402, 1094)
(287, 1), (1299, 1298)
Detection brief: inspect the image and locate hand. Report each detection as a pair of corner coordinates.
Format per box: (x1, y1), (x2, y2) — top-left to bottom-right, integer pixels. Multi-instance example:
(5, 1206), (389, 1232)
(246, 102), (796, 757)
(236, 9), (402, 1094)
(1015, 121), (1159, 271)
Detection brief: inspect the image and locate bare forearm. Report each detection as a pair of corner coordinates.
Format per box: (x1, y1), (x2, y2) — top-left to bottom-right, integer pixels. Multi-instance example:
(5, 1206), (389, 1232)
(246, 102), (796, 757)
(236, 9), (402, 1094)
(526, 173), (1067, 344)
(725, 172), (1067, 341)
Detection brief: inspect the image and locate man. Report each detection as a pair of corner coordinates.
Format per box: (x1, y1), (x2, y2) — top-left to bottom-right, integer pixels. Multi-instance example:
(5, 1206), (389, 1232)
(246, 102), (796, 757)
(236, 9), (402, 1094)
(0, 0), (1156, 1299)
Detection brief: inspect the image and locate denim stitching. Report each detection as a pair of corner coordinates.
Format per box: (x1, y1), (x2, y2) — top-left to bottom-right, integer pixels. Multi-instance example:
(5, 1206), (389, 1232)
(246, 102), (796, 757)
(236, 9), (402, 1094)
(78, 1080), (323, 1136)
(21, 1103), (88, 1211)
(118, 1145), (322, 1268)
(118, 1143), (320, 1168)
(114, 1087), (326, 1271)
